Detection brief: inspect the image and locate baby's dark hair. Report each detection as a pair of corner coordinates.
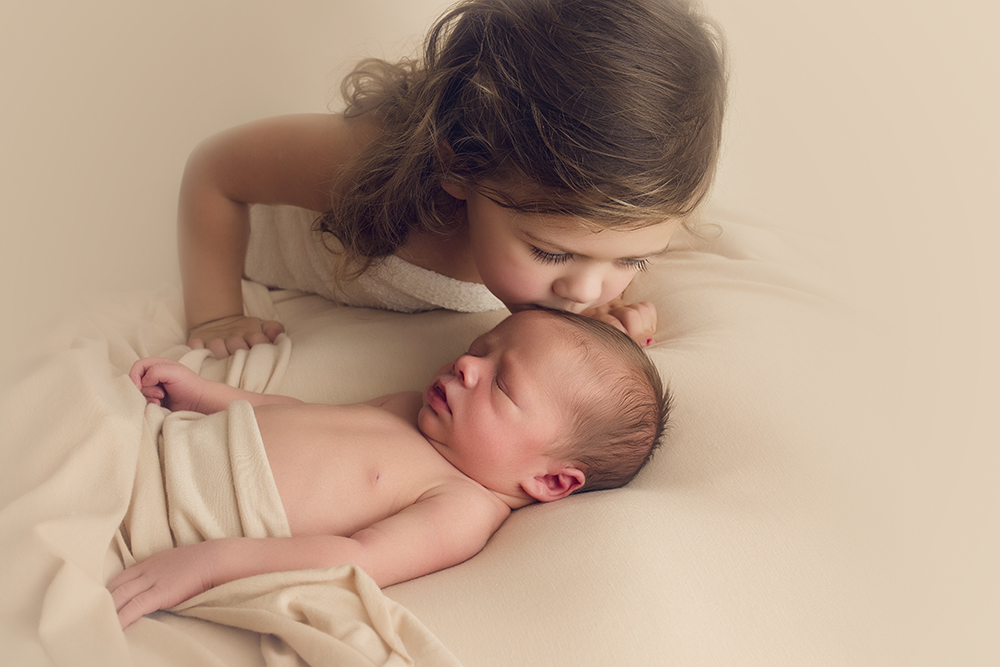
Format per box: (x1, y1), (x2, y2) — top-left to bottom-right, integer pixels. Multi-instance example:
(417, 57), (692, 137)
(540, 309), (671, 493)
(319, 0), (727, 280)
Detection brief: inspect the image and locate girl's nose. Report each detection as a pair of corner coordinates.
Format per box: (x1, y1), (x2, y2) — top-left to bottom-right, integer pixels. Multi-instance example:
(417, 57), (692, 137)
(553, 267), (604, 306)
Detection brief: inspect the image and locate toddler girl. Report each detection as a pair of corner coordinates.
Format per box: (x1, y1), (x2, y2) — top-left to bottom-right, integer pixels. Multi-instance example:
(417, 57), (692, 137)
(180, 0), (726, 357)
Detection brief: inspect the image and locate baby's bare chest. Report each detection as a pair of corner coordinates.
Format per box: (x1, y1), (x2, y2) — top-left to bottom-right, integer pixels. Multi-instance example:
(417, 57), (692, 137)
(253, 403), (449, 537)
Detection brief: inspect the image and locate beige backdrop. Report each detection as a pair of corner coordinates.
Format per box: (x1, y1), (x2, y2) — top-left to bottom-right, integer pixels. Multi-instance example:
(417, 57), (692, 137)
(2, 0), (997, 663)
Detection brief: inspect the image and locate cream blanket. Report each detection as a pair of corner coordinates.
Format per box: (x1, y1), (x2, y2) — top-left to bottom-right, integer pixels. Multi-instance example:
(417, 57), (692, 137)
(119, 400), (290, 564)
(0, 286), (463, 667)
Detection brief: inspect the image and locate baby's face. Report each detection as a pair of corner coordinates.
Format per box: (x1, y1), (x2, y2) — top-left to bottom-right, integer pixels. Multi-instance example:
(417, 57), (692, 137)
(417, 311), (581, 496)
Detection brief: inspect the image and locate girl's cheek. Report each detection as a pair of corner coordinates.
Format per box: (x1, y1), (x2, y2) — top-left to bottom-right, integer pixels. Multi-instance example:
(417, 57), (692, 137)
(605, 273), (636, 302)
(482, 260), (532, 303)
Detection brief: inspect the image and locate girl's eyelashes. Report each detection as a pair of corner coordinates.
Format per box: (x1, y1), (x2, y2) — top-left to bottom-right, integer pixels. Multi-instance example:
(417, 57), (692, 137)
(619, 257), (651, 272)
(530, 245), (650, 271)
(530, 246), (571, 265)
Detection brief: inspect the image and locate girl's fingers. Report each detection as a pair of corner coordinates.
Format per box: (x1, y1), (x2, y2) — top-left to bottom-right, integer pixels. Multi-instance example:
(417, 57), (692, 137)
(225, 336), (250, 356)
(262, 320), (285, 341)
(245, 332), (269, 348)
(205, 339), (230, 359)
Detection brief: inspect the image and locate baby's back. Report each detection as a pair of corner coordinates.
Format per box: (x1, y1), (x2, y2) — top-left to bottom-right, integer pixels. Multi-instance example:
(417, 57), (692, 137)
(253, 394), (467, 538)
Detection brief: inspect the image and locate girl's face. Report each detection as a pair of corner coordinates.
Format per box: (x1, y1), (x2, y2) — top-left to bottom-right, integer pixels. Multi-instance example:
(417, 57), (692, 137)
(457, 187), (679, 313)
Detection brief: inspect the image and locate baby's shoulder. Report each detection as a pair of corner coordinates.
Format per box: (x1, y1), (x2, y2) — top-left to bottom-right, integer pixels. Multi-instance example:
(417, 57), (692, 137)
(362, 390), (424, 423)
(419, 475), (511, 532)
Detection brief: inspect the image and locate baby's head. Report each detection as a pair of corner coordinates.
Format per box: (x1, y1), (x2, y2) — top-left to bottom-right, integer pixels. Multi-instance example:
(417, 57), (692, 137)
(418, 308), (669, 503)
(540, 309), (670, 492)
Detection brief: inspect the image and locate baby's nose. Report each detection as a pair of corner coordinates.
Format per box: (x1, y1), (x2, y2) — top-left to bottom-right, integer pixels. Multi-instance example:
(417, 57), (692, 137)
(453, 355), (481, 387)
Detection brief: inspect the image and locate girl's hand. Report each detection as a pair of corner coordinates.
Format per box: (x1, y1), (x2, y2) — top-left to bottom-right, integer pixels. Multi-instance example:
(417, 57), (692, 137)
(108, 542), (217, 629)
(187, 315), (285, 359)
(129, 358), (210, 412)
(581, 299), (658, 348)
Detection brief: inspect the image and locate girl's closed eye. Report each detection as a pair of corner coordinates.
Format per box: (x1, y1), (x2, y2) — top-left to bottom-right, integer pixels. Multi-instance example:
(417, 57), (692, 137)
(618, 257), (651, 272)
(532, 245), (650, 272)
(530, 247), (571, 265)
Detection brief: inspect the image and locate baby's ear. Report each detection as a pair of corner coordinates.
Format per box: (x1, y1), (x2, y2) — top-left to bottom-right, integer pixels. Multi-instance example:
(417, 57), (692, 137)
(523, 466), (585, 503)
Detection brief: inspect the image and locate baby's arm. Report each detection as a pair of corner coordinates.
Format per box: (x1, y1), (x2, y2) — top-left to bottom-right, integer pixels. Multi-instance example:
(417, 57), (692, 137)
(180, 113), (377, 358)
(129, 358), (301, 414)
(109, 486), (505, 628)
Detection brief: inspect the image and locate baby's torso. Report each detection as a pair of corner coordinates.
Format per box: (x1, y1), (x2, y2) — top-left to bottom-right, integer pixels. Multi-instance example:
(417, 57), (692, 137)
(252, 395), (483, 538)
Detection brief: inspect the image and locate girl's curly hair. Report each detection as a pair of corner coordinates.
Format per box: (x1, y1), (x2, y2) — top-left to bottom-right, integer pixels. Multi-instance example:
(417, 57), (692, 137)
(318, 0), (727, 282)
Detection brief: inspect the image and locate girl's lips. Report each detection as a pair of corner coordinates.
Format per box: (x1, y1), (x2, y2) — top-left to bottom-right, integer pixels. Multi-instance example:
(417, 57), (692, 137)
(426, 380), (451, 414)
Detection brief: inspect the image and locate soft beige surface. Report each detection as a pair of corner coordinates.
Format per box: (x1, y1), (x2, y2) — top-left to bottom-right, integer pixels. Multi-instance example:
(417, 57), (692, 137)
(1, 0), (997, 665)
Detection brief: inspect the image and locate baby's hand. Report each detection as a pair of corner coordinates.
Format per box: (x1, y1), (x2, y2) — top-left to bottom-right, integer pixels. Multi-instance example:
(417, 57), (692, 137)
(130, 358), (208, 412)
(581, 299), (658, 348)
(187, 315), (285, 359)
(108, 542), (216, 629)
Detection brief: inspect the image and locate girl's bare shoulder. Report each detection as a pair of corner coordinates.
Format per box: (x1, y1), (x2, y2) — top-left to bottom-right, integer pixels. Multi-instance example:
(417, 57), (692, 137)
(190, 112), (382, 212)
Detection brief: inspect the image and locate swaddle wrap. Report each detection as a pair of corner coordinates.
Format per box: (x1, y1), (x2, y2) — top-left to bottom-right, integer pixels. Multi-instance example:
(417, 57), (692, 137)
(120, 399), (290, 563)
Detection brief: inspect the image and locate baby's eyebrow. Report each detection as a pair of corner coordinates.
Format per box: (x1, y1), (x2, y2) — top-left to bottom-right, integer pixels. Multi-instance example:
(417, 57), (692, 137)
(468, 330), (498, 354)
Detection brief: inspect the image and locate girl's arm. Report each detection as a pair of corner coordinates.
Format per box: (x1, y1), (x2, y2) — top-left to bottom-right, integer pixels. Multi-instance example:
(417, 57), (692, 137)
(179, 113), (378, 358)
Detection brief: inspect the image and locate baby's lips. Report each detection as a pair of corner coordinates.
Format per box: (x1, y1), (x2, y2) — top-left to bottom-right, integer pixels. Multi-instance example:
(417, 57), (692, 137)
(427, 379), (452, 414)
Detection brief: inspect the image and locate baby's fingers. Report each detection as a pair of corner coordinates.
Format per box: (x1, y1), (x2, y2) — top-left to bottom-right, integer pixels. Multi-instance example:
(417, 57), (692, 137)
(109, 572), (147, 613)
(116, 591), (156, 629)
(110, 574), (174, 629)
(140, 386), (165, 405)
(128, 358), (159, 390)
